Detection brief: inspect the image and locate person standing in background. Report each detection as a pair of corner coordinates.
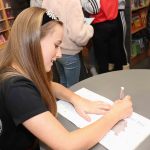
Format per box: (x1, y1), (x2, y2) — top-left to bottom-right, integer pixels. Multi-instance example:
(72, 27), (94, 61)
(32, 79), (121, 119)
(118, 0), (129, 69)
(109, 0), (129, 71)
(11, 0), (30, 18)
(91, 0), (127, 74)
(81, 0), (100, 75)
(42, 0), (93, 87)
(81, 0), (100, 14)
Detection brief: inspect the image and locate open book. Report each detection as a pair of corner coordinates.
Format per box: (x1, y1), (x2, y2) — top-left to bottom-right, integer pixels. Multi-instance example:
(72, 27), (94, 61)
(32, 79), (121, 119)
(57, 88), (150, 150)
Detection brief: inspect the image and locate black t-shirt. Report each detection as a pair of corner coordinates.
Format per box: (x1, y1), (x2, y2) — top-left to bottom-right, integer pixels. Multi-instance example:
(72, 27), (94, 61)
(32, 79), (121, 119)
(0, 76), (48, 150)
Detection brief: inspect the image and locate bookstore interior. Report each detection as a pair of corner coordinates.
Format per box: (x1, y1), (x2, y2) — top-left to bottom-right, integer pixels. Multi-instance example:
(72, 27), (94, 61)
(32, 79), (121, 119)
(0, 0), (150, 68)
(131, 0), (150, 66)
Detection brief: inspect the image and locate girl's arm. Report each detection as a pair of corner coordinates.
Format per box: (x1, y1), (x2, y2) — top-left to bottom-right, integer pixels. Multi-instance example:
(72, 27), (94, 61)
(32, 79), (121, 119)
(51, 81), (112, 121)
(23, 96), (132, 150)
(81, 0), (100, 14)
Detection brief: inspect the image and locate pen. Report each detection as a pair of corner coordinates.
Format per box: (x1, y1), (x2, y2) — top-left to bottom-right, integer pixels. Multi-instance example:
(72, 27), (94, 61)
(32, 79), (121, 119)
(120, 87), (125, 100)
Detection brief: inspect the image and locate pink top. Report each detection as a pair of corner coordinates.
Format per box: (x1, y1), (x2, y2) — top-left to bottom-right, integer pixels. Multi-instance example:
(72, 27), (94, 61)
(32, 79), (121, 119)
(42, 0), (93, 55)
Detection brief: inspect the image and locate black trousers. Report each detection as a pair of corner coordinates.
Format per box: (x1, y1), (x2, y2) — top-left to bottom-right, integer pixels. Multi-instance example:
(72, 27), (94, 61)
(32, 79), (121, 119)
(92, 13), (127, 74)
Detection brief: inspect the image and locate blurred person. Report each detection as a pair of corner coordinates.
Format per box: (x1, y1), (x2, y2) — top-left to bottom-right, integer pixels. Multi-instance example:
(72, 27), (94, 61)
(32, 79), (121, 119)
(91, 0), (127, 74)
(81, 0), (100, 75)
(42, 0), (94, 87)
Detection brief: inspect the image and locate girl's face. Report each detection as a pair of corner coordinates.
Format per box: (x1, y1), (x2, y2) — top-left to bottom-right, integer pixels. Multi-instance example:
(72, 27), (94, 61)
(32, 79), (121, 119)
(40, 25), (63, 72)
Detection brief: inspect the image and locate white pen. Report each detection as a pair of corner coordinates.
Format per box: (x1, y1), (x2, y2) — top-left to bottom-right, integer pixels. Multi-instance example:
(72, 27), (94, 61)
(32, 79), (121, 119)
(120, 87), (125, 100)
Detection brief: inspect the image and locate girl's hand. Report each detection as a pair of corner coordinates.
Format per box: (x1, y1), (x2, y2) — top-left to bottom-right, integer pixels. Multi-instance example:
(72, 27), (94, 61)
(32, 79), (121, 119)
(72, 96), (112, 121)
(111, 95), (133, 120)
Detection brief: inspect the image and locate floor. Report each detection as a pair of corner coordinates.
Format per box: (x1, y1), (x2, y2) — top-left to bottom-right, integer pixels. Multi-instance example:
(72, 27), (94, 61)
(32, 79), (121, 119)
(131, 57), (150, 69)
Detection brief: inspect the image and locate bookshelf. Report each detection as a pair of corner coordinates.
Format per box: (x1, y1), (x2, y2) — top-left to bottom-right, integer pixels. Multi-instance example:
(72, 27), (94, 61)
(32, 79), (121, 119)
(130, 0), (150, 66)
(0, 0), (14, 49)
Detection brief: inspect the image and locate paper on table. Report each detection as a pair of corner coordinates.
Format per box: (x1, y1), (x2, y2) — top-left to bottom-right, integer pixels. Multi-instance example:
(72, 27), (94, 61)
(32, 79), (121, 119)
(57, 88), (150, 150)
(84, 17), (94, 24)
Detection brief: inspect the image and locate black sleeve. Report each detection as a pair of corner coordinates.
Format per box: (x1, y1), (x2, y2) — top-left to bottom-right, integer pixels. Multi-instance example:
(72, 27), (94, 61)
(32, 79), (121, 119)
(5, 78), (48, 126)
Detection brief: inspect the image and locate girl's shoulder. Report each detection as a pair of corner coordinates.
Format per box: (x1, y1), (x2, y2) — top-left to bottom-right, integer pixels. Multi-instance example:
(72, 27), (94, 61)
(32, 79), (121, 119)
(0, 76), (36, 94)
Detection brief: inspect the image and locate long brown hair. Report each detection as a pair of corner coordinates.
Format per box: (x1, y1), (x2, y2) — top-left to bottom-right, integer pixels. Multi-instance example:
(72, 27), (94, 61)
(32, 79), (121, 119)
(0, 7), (63, 115)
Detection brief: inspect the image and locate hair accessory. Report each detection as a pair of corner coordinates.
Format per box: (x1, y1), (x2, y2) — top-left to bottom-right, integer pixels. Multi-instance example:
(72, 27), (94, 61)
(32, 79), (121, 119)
(46, 10), (58, 20)
(42, 10), (59, 25)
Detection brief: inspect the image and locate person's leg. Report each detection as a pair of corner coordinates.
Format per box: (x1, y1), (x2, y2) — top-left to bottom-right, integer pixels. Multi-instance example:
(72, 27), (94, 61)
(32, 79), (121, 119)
(56, 54), (81, 87)
(92, 23), (109, 74)
(119, 10), (129, 68)
(109, 14), (127, 71)
(109, 19), (123, 70)
(79, 52), (90, 81)
(55, 59), (67, 87)
(108, 12), (129, 71)
(88, 43), (98, 75)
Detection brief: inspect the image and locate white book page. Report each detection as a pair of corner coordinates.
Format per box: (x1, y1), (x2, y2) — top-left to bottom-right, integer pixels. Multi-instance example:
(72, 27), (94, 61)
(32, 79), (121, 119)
(57, 88), (150, 150)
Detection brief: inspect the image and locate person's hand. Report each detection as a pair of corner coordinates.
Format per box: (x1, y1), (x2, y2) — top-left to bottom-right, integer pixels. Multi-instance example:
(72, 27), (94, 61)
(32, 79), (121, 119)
(72, 96), (112, 121)
(111, 95), (133, 120)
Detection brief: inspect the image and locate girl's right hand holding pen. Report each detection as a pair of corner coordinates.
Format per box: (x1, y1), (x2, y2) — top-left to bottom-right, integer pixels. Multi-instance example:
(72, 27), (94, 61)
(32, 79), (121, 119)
(110, 96), (133, 120)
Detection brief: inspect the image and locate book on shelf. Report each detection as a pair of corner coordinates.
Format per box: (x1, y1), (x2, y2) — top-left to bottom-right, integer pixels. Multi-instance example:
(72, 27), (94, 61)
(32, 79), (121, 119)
(5, 9), (13, 18)
(131, 9), (148, 33)
(132, 15), (143, 30)
(148, 9), (150, 39)
(8, 19), (14, 27)
(0, 34), (6, 44)
(3, 0), (11, 8)
(0, 12), (3, 20)
(131, 0), (150, 10)
(131, 35), (149, 57)
(0, 22), (5, 31)
(131, 39), (142, 57)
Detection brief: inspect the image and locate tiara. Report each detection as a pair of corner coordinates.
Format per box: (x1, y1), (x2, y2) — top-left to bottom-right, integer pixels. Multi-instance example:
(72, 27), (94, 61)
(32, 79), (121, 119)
(46, 10), (58, 20)
(42, 10), (59, 25)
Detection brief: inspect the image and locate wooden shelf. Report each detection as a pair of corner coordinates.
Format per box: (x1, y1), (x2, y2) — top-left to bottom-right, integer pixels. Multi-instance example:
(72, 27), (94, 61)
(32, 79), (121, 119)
(132, 5), (150, 12)
(0, 28), (9, 32)
(131, 0), (150, 66)
(7, 16), (14, 20)
(131, 25), (147, 34)
(5, 7), (11, 10)
(0, 0), (14, 49)
(0, 40), (6, 48)
(130, 49), (150, 66)
(0, 18), (6, 22)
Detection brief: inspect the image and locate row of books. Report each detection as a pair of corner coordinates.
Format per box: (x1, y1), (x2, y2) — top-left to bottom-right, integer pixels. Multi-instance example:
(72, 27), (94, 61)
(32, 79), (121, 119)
(0, 0), (13, 46)
(0, 9), (14, 21)
(131, 36), (149, 57)
(131, 9), (147, 33)
(0, 22), (6, 31)
(0, 19), (14, 31)
(147, 9), (150, 39)
(3, 0), (11, 8)
(5, 9), (14, 18)
(0, 13), (3, 20)
(131, 0), (150, 10)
